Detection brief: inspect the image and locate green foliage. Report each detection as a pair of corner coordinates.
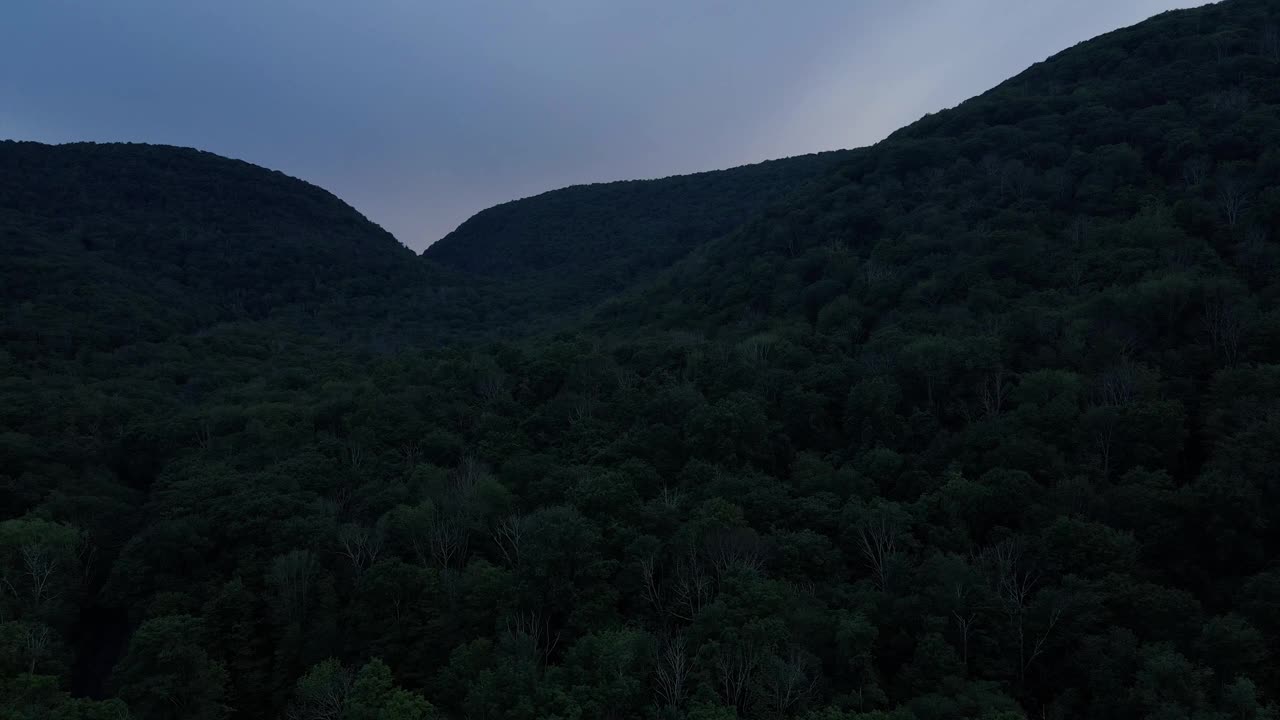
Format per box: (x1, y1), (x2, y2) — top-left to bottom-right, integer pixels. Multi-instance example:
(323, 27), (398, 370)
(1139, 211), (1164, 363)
(111, 615), (228, 720)
(5, 2), (1280, 719)
(286, 658), (433, 720)
(425, 151), (853, 323)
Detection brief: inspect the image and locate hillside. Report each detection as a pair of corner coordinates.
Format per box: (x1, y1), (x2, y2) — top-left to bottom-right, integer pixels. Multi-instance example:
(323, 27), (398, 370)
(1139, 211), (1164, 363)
(0, 140), (467, 360)
(601, 0), (1280, 336)
(424, 151), (852, 315)
(5, 1), (1280, 720)
(1, 142), (851, 355)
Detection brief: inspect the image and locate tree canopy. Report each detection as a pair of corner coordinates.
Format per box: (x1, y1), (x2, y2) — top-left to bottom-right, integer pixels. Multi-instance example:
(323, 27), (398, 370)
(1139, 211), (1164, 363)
(3, 1), (1280, 718)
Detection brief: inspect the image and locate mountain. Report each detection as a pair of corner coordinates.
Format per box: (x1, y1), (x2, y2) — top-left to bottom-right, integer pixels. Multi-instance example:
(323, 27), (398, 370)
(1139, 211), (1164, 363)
(599, 0), (1280, 335)
(424, 151), (852, 316)
(0, 140), (444, 356)
(1, 142), (852, 357)
(5, 2), (1280, 720)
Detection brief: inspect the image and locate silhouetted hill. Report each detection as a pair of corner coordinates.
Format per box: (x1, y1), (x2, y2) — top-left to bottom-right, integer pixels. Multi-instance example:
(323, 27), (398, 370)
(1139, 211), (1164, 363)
(600, 0), (1280, 336)
(1, 142), (856, 353)
(6, 2), (1280, 720)
(424, 151), (852, 315)
(0, 141), (431, 354)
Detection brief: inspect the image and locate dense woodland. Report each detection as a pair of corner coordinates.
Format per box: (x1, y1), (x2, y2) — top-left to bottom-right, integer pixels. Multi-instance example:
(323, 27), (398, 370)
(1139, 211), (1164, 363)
(3, 1), (1280, 718)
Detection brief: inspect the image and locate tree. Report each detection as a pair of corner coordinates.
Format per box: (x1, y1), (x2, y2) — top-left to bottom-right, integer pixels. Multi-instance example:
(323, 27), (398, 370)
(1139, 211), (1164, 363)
(287, 658), (434, 720)
(976, 540), (1061, 686)
(269, 550), (319, 622)
(1204, 293), (1246, 366)
(977, 367), (1011, 419)
(0, 620), (61, 677)
(490, 513), (526, 568)
(112, 615), (229, 720)
(758, 647), (820, 719)
(845, 377), (905, 449)
(0, 518), (83, 626)
(1217, 175), (1251, 228)
(653, 635), (690, 713)
(902, 335), (966, 409)
(851, 500), (910, 592)
(1194, 614), (1268, 682)
(559, 629), (653, 720)
(347, 658), (435, 720)
(287, 659), (352, 720)
(714, 638), (766, 715)
(1132, 644), (1211, 718)
(900, 633), (964, 697)
(338, 524), (385, 578)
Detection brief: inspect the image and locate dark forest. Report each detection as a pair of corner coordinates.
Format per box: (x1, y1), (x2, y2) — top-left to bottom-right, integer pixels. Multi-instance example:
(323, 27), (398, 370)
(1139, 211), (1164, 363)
(3, 2), (1280, 718)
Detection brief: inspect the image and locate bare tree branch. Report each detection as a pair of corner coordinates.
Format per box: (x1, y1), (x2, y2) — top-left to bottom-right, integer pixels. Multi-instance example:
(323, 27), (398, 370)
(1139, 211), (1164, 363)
(654, 635), (690, 711)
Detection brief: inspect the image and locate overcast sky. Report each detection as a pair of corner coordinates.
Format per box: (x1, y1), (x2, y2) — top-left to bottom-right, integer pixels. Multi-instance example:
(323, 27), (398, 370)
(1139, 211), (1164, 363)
(2, 1), (1205, 251)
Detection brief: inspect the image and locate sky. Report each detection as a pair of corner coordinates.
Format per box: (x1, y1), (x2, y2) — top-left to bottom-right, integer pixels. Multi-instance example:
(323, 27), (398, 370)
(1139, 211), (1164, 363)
(2, 1), (1205, 251)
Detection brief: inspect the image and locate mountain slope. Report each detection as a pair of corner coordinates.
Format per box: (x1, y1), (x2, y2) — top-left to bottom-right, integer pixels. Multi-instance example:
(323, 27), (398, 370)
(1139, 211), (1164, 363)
(424, 150), (852, 316)
(601, 0), (1280, 335)
(5, 2), (1280, 720)
(1, 142), (856, 353)
(0, 141), (432, 355)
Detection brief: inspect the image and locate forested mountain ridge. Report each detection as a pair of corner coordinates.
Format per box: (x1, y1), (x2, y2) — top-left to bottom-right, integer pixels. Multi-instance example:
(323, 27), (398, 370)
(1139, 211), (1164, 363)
(598, 0), (1280, 337)
(1, 141), (850, 355)
(423, 151), (853, 317)
(6, 1), (1280, 720)
(0, 140), (457, 356)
